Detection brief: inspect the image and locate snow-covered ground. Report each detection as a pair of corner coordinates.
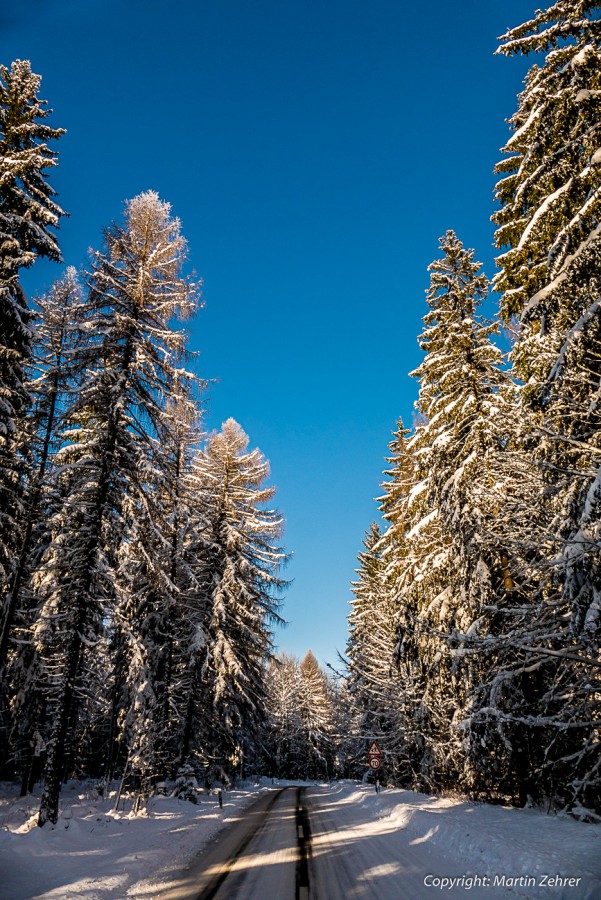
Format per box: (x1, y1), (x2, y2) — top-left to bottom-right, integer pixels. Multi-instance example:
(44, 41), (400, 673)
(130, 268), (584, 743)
(307, 783), (601, 899)
(1, 779), (599, 899)
(0, 779), (272, 899)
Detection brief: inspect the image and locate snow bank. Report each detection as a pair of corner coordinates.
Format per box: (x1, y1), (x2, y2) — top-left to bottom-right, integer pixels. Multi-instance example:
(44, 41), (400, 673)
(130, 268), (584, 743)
(0, 779), (271, 899)
(314, 782), (601, 898)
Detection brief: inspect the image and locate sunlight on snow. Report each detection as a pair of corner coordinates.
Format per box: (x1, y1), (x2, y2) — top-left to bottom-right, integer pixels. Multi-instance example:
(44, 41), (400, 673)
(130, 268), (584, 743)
(357, 862), (403, 880)
(409, 825), (439, 845)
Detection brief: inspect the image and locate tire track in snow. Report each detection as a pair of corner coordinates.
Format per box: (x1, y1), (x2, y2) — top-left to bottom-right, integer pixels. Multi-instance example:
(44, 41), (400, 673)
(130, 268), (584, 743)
(295, 787), (311, 899)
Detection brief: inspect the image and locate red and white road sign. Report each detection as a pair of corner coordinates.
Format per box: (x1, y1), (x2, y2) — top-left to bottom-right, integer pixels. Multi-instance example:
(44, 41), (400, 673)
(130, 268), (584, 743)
(368, 740), (382, 757)
(369, 757), (381, 770)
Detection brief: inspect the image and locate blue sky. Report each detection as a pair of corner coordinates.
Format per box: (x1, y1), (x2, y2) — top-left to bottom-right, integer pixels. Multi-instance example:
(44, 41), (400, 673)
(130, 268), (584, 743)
(3, 0), (535, 669)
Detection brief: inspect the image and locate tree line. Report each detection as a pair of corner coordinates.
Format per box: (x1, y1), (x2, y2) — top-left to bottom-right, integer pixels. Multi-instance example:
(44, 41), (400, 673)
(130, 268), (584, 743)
(346, 0), (601, 818)
(0, 61), (287, 825)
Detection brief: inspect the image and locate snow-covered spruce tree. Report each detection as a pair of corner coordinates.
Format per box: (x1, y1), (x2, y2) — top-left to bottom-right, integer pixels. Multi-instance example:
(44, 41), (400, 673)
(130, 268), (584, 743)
(347, 520), (408, 781)
(114, 384), (203, 797)
(2, 269), (85, 787)
(179, 419), (285, 777)
(493, 2), (601, 324)
(33, 192), (198, 825)
(347, 419), (445, 790)
(375, 422), (426, 782)
(494, 2), (601, 813)
(329, 674), (364, 779)
(0, 59), (64, 601)
(298, 650), (334, 779)
(0, 269), (83, 678)
(347, 524), (387, 731)
(391, 232), (531, 797)
(169, 448), (214, 775)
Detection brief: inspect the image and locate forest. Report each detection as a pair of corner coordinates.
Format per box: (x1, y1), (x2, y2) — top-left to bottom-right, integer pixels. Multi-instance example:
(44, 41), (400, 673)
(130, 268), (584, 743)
(347, 2), (601, 819)
(0, 0), (599, 826)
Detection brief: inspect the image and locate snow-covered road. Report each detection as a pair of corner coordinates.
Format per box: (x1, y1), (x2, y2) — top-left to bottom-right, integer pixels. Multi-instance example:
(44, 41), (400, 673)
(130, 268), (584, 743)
(157, 784), (598, 899)
(2, 780), (599, 898)
(158, 784), (487, 900)
(158, 787), (299, 899)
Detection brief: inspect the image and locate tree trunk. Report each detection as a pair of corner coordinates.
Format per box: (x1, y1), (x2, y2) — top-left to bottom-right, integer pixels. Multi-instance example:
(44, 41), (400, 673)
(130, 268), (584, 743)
(37, 616), (84, 825)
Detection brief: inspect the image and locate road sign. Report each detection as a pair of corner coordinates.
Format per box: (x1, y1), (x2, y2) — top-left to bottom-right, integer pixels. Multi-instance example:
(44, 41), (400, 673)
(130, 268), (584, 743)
(369, 757), (381, 770)
(368, 740), (382, 757)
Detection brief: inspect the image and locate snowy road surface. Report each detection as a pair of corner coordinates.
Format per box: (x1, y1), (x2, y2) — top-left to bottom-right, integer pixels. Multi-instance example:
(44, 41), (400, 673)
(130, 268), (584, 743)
(2, 780), (600, 898)
(159, 785), (583, 899)
(158, 787), (300, 899)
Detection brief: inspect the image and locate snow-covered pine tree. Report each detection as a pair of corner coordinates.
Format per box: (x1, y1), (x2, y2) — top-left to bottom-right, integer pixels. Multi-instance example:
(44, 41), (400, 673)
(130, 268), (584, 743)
(379, 420), (414, 560)
(328, 674), (363, 779)
(182, 419), (285, 776)
(298, 649), (334, 779)
(169, 447), (213, 774)
(347, 523), (387, 724)
(264, 650), (336, 779)
(377, 421), (426, 783)
(493, 2), (601, 325)
(33, 192), (198, 825)
(0, 59), (65, 439)
(494, 2), (601, 813)
(0, 59), (65, 599)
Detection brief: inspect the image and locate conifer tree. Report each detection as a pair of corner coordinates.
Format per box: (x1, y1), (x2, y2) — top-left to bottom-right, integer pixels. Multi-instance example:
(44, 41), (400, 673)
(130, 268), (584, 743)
(33, 192), (197, 825)
(374, 233), (528, 796)
(347, 523), (387, 715)
(0, 59), (65, 598)
(347, 523), (405, 771)
(264, 653), (304, 776)
(376, 423), (428, 783)
(0, 269), (83, 676)
(395, 233), (510, 790)
(494, 1), (601, 812)
(264, 650), (335, 779)
(1, 269), (85, 788)
(493, 2), (601, 326)
(0, 60), (65, 438)
(116, 384), (202, 794)
(298, 649), (333, 779)
(178, 419), (285, 776)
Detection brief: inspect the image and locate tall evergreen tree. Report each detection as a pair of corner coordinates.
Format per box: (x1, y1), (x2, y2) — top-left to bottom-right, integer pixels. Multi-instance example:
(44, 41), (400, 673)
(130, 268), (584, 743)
(264, 650), (336, 780)
(1, 269), (85, 787)
(116, 384), (202, 796)
(0, 269), (83, 676)
(0, 59), (65, 439)
(298, 649), (334, 779)
(183, 419), (285, 775)
(347, 522), (407, 777)
(494, 1), (601, 812)
(33, 191), (198, 825)
(493, 1), (601, 325)
(364, 233), (535, 799)
(0, 59), (65, 599)
(397, 232), (515, 791)
(264, 653), (305, 777)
